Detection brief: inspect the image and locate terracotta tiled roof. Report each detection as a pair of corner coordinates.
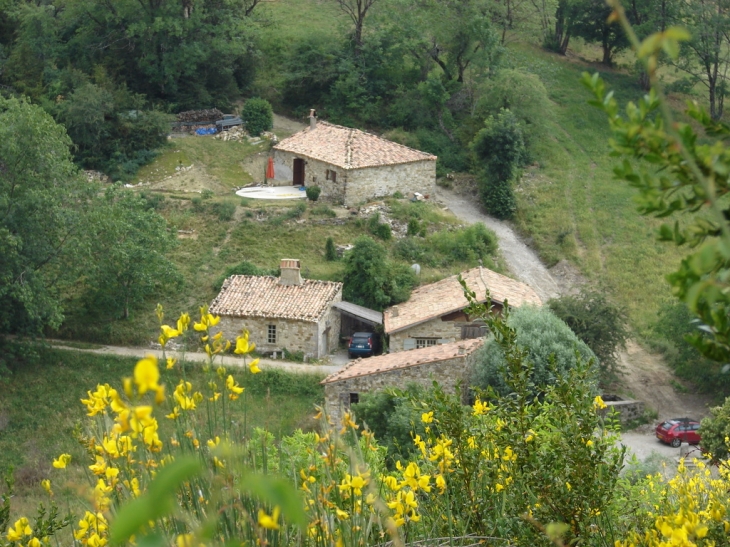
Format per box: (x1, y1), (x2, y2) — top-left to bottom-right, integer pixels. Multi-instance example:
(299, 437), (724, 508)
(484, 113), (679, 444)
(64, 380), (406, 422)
(383, 267), (542, 334)
(321, 338), (483, 384)
(273, 121), (437, 170)
(210, 276), (342, 323)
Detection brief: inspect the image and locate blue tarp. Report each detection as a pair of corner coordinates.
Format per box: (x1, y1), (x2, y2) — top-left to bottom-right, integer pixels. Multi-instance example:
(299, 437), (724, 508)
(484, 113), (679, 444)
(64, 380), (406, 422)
(195, 127), (217, 135)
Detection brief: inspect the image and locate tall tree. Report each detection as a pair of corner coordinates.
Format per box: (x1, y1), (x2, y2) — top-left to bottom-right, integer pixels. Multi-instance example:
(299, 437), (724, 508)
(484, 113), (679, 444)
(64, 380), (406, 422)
(334, 0), (378, 56)
(0, 97), (93, 334)
(572, 0), (629, 65)
(672, 0), (730, 120)
(78, 187), (180, 320)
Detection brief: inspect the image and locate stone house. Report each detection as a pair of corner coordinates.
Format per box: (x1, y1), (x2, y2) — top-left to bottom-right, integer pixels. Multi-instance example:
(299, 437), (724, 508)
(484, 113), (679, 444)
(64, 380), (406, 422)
(321, 338), (484, 421)
(209, 259), (342, 358)
(271, 112), (437, 206)
(384, 266), (542, 353)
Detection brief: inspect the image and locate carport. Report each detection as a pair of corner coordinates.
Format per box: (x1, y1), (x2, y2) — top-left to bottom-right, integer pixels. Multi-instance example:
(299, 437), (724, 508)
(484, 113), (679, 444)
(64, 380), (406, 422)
(333, 301), (382, 341)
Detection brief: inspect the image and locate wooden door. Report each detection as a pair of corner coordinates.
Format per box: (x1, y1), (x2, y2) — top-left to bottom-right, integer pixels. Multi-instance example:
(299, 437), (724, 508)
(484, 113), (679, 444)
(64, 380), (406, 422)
(293, 158), (304, 185)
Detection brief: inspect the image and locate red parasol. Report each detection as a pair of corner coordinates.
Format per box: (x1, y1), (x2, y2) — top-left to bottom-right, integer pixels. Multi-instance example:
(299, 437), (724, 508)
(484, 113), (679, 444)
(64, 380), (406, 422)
(266, 157), (275, 179)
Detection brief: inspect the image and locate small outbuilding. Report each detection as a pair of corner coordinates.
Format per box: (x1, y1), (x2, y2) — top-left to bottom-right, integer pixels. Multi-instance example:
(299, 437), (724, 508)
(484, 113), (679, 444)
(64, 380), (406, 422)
(321, 338), (484, 420)
(384, 266), (542, 353)
(271, 111), (437, 206)
(209, 259), (342, 359)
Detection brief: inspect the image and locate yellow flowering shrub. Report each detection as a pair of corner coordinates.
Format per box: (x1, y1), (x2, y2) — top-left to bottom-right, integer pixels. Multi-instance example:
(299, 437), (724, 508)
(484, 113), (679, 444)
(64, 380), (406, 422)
(2, 303), (730, 547)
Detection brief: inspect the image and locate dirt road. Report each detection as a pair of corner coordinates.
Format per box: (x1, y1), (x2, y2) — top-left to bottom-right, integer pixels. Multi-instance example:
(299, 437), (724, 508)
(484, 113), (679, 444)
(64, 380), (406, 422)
(50, 342), (340, 376)
(438, 188), (561, 303)
(436, 187), (713, 425)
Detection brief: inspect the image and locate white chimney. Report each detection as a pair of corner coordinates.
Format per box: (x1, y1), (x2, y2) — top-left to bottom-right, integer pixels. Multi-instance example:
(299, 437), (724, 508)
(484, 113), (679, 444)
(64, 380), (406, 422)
(309, 109), (317, 130)
(279, 258), (303, 286)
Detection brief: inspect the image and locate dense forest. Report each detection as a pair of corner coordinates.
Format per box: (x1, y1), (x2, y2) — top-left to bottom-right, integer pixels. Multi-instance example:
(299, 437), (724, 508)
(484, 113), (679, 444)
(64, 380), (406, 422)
(2, 0), (729, 179)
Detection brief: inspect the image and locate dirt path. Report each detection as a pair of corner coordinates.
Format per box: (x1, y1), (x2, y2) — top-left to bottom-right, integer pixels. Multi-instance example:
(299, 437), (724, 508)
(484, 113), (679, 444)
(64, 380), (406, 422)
(50, 342), (341, 376)
(438, 188), (561, 302)
(436, 187), (713, 422)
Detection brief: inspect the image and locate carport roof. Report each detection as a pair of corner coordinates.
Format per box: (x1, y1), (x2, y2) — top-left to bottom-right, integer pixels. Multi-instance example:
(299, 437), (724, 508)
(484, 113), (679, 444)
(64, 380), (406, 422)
(333, 301), (382, 326)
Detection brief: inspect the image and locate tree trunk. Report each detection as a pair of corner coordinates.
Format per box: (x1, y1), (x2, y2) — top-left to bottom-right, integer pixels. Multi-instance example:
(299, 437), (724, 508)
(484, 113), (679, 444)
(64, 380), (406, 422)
(602, 41), (612, 66)
(709, 80), (719, 120)
(638, 69), (650, 91)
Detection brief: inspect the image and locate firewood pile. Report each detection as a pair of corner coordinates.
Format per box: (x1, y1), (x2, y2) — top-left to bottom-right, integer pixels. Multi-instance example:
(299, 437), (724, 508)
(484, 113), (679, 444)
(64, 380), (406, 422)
(215, 126), (249, 141)
(176, 109), (224, 123)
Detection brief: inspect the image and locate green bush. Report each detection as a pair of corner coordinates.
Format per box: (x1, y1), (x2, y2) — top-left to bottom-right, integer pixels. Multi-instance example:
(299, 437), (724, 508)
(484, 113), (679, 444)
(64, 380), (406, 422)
(191, 196), (204, 211)
(652, 301), (728, 393)
(373, 223), (392, 240)
(353, 385), (427, 466)
(471, 306), (599, 396)
(367, 213), (392, 240)
(343, 236), (416, 311)
(241, 98), (273, 137)
(393, 238), (431, 265)
(429, 224), (498, 263)
(471, 109), (526, 220)
(407, 218), (420, 236)
(211, 201), (236, 221)
(325, 237), (337, 261)
(306, 185), (322, 201)
(201, 189), (214, 200)
(548, 289), (629, 385)
(700, 397), (730, 462)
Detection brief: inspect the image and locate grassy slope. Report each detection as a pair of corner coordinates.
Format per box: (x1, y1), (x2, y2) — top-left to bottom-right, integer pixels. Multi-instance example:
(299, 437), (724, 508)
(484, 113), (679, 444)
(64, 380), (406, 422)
(507, 45), (684, 331)
(0, 349), (323, 516)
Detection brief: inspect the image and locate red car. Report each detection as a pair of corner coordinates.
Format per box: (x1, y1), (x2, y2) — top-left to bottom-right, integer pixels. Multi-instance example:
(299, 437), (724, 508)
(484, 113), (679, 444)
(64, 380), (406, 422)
(655, 418), (701, 448)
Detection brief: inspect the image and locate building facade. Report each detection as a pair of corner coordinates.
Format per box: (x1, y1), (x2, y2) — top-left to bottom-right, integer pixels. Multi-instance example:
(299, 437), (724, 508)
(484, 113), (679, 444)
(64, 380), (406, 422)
(384, 266), (542, 353)
(209, 259), (342, 358)
(271, 115), (436, 206)
(321, 338), (484, 421)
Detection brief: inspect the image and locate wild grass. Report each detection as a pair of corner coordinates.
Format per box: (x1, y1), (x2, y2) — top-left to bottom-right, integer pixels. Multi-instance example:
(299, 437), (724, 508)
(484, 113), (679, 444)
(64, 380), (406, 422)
(0, 348), (324, 517)
(506, 44), (688, 332)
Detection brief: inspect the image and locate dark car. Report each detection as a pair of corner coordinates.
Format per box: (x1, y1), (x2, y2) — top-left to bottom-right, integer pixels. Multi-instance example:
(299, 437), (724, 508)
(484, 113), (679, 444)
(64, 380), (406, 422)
(348, 332), (378, 358)
(655, 418), (701, 447)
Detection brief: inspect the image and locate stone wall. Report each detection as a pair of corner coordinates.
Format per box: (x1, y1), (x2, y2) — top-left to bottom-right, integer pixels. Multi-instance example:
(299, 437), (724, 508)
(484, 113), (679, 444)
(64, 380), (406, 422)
(601, 400), (646, 426)
(218, 315), (319, 358)
(272, 150), (346, 203)
(323, 351), (480, 421)
(346, 160), (436, 206)
(271, 150), (436, 206)
(389, 317), (463, 352)
(317, 305), (342, 356)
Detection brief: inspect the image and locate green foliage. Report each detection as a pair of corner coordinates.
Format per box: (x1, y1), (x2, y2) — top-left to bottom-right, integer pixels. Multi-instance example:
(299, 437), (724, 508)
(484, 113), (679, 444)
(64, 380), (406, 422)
(305, 185), (322, 201)
(651, 301), (727, 392)
(584, 62), (730, 373)
(393, 224), (498, 267)
(201, 189), (214, 201)
(572, 0), (629, 65)
(324, 237), (337, 261)
(406, 218), (420, 237)
(0, 97), (92, 335)
(548, 289), (629, 385)
(210, 201), (237, 221)
(699, 397), (730, 462)
(471, 109), (525, 219)
(476, 68), (554, 146)
(77, 187), (181, 321)
(241, 98), (274, 137)
(213, 261), (277, 292)
(353, 386), (427, 466)
(343, 236), (416, 311)
(367, 213), (392, 240)
(471, 305), (598, 395)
